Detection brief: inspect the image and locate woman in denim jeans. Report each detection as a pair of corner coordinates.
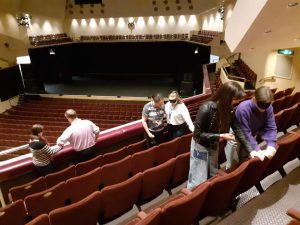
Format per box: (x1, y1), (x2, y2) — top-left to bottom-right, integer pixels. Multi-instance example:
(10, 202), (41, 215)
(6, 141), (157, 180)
(187, 81), (252, 190)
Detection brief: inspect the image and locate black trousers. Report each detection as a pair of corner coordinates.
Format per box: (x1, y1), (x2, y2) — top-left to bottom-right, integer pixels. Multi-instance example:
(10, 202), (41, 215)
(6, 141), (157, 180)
(35, 163), (54, 176)
(73, 145), (96, 164)
(145, 130), (164, 148)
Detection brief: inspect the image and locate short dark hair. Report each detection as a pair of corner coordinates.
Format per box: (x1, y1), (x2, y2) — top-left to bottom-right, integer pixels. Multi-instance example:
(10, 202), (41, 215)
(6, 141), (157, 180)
(255, 86), (273, 109)
(31, 124), (44, 136)
(152, 93), (164, 103)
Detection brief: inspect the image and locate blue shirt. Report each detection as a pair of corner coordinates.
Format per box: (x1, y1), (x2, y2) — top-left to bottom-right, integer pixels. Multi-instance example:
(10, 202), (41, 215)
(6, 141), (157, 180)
(235, 99), (277, 150)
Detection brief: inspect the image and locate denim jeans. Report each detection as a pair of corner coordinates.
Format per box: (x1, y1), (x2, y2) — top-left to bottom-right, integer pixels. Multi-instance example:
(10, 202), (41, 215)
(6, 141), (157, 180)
(224, 128), (240, 169)
(167, 123), (186, 139)
(187, 138), (219, 190)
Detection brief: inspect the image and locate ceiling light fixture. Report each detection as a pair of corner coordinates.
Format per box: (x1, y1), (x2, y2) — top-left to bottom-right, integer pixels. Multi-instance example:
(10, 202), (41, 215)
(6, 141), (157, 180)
(264, 29), (272, 34)
(287, 2), (299, 7)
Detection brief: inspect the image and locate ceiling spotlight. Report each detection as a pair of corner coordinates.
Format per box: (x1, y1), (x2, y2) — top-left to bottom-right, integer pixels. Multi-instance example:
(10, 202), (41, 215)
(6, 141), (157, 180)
(49, 49), (55, 55)
(287, 2), (299, 7)
(194, 48), (198, 54)
(264, 29), (272, 34)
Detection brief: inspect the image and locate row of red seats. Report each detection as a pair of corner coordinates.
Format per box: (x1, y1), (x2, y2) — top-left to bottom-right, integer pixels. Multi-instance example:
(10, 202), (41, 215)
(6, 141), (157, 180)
(3, 136), (191, 224)
(3, 128), (300, 224)
(275, 103), (300, 133)
(8, 134), (191, 202)
(272, 91), (299, 114)
(273, 87), (295, 100)
(128, 130), (300, 224)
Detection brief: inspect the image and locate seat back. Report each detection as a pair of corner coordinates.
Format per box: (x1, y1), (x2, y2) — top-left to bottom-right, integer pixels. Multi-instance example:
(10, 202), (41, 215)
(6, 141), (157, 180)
(45, 165), (76, 188)
(169, 152), (190, 189)
(100, 173), (143, 222)
(141, 158), (175, 203)
(278, 104), (298, 132)
(103, 146), (131, 165)
(25, 214), (50, 225)
(272, 96), (285, 114)
(127, 139), (147, 155)
(25, 182), (69, 219)
(0, 200), (27, 225)
(284, 87), (295, 96)
(160, 182), (210, 225)
(156, 138), (179, 165)
(75, 154), (103, 176)
(261, 132), (300, 180)
(234, 157), (270, 196)
(66, 167), (102, 203)
(131, 146), (156, 175)
(200, 161), (249, 217)
(49, 191), (100, 225)
(100, 155), (132, 189)
(9, 177), (47, 202)
(177, 133), (192, 155)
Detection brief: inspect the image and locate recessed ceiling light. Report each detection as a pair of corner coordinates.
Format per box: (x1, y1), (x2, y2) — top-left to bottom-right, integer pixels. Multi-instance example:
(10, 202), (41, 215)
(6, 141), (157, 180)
(264, 30), (272, 34)
(287, 2), (299, 7)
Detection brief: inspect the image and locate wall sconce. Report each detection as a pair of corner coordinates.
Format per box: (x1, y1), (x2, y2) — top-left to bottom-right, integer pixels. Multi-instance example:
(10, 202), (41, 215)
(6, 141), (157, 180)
(16, 13), (32, 27)
(218, 5), (225, 20)
(127, 17), (135, 33)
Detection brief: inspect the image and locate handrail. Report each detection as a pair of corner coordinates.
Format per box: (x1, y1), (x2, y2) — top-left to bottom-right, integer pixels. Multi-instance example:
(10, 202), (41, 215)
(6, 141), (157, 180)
(259, 76), (276, 84)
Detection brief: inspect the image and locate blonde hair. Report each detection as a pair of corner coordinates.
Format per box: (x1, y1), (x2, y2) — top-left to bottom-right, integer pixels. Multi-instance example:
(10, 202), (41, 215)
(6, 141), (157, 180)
(169, 91), (182, 104)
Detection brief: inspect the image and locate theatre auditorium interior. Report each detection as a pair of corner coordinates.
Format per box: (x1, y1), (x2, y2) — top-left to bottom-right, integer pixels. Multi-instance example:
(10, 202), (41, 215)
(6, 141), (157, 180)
(1, 0), (300, 224)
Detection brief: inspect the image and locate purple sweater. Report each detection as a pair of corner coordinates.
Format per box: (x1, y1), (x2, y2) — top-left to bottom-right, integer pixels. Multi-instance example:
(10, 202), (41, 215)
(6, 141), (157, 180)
(235, 99), (277, 151)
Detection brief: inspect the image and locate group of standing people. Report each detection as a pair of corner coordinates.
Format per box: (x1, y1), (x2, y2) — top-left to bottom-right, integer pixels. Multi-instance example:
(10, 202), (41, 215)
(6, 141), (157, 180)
(142, 91), (194, 148)
(30, 82), (277, 187)
(187, 82), (277, 190)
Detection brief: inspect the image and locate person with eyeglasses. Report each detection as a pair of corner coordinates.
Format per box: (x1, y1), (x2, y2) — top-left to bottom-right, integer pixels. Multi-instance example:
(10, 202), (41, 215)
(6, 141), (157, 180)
(224, 86), (277, 170)
(165, 91), (194, 139)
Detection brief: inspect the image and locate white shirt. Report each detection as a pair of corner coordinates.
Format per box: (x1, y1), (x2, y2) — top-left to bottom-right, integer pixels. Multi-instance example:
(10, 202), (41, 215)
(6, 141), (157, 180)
(57, 118), (100, 151)
(165, 102), (194, 132)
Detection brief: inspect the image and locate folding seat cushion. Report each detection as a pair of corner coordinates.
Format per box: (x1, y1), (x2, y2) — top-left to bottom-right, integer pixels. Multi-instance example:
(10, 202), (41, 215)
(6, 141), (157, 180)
(100, 173), (143, 222)
(199, 161), (249, 218)
(131, 146), (157, 175)
(160, 182), (210, 225)
(0, 200), (27, 225)
(125, 208), (162, 225)
(140, 158), (175, 203)
(25, 214), (50, 225)
(45, 165), (76, 188)
(25, 182), (69, 219)
(176, 133), (192, 155)
(9, 177), (47, 202)
(49, 191), (100, 225)
(155, 138), (179, 165)
(75, 154), (103, 176)
(100, 155), (132, 189)
(66, 167), (102, 203)
(103, 146), (132, 165)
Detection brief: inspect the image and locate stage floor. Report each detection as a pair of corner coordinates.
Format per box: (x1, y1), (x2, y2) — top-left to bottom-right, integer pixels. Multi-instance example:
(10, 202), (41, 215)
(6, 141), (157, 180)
(44, 74), (178, 98)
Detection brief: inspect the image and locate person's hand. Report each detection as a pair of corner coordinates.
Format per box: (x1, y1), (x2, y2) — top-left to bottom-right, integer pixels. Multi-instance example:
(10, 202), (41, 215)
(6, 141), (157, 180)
(220, 133), (235, 141)
(262, 146), (277, 159)
(148, 132), (155, 138)
(250, 150), (265, 161)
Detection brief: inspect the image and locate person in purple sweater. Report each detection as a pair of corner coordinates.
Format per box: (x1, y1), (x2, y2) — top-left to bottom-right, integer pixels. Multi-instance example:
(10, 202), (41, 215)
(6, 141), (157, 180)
(225, 86), (277, 169)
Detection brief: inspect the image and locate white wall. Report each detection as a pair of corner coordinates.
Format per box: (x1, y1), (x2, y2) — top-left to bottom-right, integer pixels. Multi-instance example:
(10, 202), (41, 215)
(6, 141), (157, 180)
(241, 48), (300, 92)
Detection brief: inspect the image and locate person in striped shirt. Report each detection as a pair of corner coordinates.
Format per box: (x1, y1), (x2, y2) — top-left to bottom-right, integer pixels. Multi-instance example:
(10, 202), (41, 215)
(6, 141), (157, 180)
(29, 124), (62, 176)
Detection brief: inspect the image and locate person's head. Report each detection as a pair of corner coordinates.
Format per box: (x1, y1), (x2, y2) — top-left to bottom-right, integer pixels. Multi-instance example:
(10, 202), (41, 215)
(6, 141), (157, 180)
(64, 109), (78, 123)
(168, 91), (182, 105)
(152, 93), (164, 108)
(211, 81), (245, 132)
(31, 124), (44, 141)
(254, 86), (273, 112)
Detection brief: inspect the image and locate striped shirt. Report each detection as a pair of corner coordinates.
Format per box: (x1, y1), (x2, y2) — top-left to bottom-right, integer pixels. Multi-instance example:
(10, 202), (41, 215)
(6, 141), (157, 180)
(29, 141), (62, 166)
